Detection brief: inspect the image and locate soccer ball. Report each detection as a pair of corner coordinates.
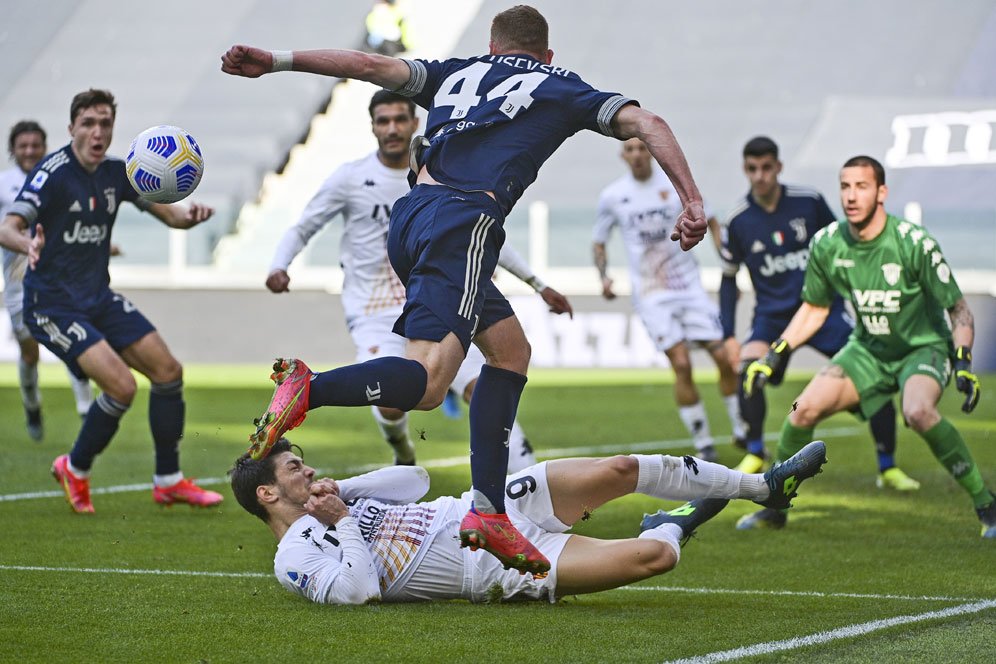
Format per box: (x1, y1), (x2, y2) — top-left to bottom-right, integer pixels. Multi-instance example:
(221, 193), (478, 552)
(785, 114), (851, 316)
(125, 125), (204, 204)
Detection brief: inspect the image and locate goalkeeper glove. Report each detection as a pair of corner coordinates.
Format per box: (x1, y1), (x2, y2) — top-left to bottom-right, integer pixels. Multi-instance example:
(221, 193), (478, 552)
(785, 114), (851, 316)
(954, 346), (981, 413)
(744, 338), (791, 397)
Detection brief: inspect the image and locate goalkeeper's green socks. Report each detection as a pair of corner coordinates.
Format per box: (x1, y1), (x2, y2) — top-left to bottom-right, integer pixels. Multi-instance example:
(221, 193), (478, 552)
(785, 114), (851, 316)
(922, 418), (991, 509)
(776, 420), (814, 463)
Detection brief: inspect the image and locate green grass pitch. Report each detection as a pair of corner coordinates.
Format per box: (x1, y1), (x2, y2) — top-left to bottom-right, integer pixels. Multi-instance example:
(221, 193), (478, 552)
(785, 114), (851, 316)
(0, 366), (993, 662)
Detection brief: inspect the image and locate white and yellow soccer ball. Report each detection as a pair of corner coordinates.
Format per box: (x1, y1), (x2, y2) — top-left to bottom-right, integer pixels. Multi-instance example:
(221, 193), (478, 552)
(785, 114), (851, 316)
(125, 125), (204, 204)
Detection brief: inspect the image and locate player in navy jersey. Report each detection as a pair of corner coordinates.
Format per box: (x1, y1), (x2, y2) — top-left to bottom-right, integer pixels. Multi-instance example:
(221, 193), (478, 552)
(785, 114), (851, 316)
(0, 89), (223, 513)
(1, 120), (95, 440)
(221, 5), (707, 574)
(719, 136), (916, 510)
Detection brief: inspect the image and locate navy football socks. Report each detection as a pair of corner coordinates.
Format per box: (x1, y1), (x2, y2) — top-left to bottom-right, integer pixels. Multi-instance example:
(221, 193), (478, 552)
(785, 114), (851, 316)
(309, 356), (428, 411)
(150, 380), (184, 475)
(70, 393), (128, 471)
(468, 365), (527, 514)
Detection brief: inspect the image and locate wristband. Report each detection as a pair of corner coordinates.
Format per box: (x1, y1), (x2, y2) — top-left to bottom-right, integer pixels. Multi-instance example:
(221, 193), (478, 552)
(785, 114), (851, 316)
(525, 276), (547, 293)
(271, 50), (293, 72)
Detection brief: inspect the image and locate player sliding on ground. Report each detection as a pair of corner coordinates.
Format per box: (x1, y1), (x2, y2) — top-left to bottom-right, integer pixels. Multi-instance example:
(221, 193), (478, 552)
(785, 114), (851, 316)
(230, 438), (828, 604)
(222, 4), (707, 575)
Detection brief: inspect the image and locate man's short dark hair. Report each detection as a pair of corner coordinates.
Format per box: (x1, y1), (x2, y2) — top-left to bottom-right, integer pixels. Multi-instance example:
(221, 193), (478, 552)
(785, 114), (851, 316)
(229, 438), (295, 523)
(743, 136), (779, 160)
(8, 120), (46, 156)
(368, 90), (416, 119)
(70, 89), (116, 124)
(842, 155), (886, 186)
(490, 5), (549, 56)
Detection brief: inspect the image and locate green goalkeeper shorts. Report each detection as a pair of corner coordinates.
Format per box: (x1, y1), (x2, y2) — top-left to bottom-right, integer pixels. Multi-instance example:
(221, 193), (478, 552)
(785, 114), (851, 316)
(832, 340), (952, 420)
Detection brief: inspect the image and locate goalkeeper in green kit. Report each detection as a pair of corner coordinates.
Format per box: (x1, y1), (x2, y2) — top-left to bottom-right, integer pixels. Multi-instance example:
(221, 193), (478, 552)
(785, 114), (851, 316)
(737, 155), (994, 538)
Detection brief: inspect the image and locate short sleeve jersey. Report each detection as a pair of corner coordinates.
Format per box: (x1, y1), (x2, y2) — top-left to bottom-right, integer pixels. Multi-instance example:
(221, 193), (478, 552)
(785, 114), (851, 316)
(722, 185), (837, 318)
(270, 153), (408, 322)
(9, 145), (144, 309)
(593, 169), (706, 302)
(803, 215), (962, 361)
(397, 54), (634, 215)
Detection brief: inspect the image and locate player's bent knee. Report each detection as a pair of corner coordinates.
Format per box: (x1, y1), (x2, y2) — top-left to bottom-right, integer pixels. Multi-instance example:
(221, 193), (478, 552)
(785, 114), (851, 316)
(602, 454), (639, 479)
(789, 402), (823, 427)
(641, 540), (678, 576)
(903, 404), (938, 433)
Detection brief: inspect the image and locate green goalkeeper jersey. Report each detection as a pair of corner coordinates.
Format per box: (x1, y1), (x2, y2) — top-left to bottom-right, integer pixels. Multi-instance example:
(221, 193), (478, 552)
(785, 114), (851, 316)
(802, 214), (962, 362)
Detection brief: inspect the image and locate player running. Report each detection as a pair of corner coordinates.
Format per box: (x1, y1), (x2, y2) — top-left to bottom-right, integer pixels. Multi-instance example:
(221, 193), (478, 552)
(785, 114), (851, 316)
(720, 136), (916, 494)
(230, 437), (828, 604)
(0, 89), (222, 513)
(221, 5), (707, 574)
(266, 90), (572, 471)
(1, 120), (93, 439)
(594, 137), (745, 462)
(737, 155), (994, 537)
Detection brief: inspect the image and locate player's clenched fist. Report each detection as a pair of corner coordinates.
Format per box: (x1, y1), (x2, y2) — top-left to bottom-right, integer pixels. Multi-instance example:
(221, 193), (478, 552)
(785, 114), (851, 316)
(671, 201), (708, 251)
(221, 45), (273, 78)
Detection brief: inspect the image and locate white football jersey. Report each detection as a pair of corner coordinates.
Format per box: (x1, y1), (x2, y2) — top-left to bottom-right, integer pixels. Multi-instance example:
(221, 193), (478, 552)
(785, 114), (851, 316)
(274, 494), (462, 604)
(0, 166), (29, 311)
(593, 169), (707, 303)
(270, 152), (408, 322)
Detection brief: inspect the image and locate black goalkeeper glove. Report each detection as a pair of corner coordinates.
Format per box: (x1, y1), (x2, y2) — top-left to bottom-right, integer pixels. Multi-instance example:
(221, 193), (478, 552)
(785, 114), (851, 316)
(954, 346), (981, 413)
(744, 338), (791, 397)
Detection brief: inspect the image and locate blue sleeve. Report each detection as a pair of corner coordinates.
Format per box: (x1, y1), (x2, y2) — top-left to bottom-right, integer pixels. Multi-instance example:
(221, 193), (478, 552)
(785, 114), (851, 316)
(570, 78), (636, 137)
(719, 275), (738, 339)
(815, 194), (836, 227)
(9, 163), (59, 226)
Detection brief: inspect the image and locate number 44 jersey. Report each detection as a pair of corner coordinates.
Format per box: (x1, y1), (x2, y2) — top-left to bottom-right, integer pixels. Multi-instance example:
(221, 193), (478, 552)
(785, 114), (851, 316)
(396, 54), (634, 216)
(802, 215), (963, 362)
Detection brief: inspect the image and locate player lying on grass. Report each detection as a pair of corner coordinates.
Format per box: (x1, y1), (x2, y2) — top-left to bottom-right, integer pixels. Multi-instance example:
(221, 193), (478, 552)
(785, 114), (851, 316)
(229, 438), (827, 604)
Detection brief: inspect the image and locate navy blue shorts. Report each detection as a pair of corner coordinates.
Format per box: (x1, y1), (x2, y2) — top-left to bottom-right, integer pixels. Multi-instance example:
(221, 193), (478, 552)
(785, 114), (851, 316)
(26, 289), (156, 379)
(747, 300), (853, 380)
(388, 185), (515, 351)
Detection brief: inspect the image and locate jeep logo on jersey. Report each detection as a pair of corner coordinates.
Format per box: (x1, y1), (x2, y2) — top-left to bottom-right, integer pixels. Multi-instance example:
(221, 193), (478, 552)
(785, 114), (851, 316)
(853, 289), (901, 312)
(758, 248), (809, 277)
(881, 263), (902, 286)
(63, 220), (108, 245)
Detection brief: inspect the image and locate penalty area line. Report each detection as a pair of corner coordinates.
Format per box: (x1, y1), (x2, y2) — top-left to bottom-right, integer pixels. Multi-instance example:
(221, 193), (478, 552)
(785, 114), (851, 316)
(661, 599), (996, 664)
(0, 426), (863, 503)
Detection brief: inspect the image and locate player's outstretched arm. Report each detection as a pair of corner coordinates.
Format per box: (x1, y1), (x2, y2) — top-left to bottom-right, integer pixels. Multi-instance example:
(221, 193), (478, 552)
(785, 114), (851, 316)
(610, 105), (706, 250)
(744, 302), (829, 396)
(147, 202), (213, 229)
(221, 45), (411, 90)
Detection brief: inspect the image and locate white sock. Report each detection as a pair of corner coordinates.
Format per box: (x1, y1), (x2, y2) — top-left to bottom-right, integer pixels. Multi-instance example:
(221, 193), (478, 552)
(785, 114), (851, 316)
(69, 371), (94, 416)
(154, 471), (184, 488)
(639, 524), (682, 564)
(678, 402), (714, 449)
(506, 420), (536, 474)
(724, 394), (746, 439)
(19, 359), (40, 409)
(632, 453), (768, 501)
(67, 458), (90, 479)
(371, 407), (415, 464)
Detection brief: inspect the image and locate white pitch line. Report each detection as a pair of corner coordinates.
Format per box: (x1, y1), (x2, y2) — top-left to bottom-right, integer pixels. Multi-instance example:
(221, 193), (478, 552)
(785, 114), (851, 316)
(0, 564), (269, 579)
(662, 599), (996, 664)
(0, 426), (863, 503)
(618, 585), (981, 604)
